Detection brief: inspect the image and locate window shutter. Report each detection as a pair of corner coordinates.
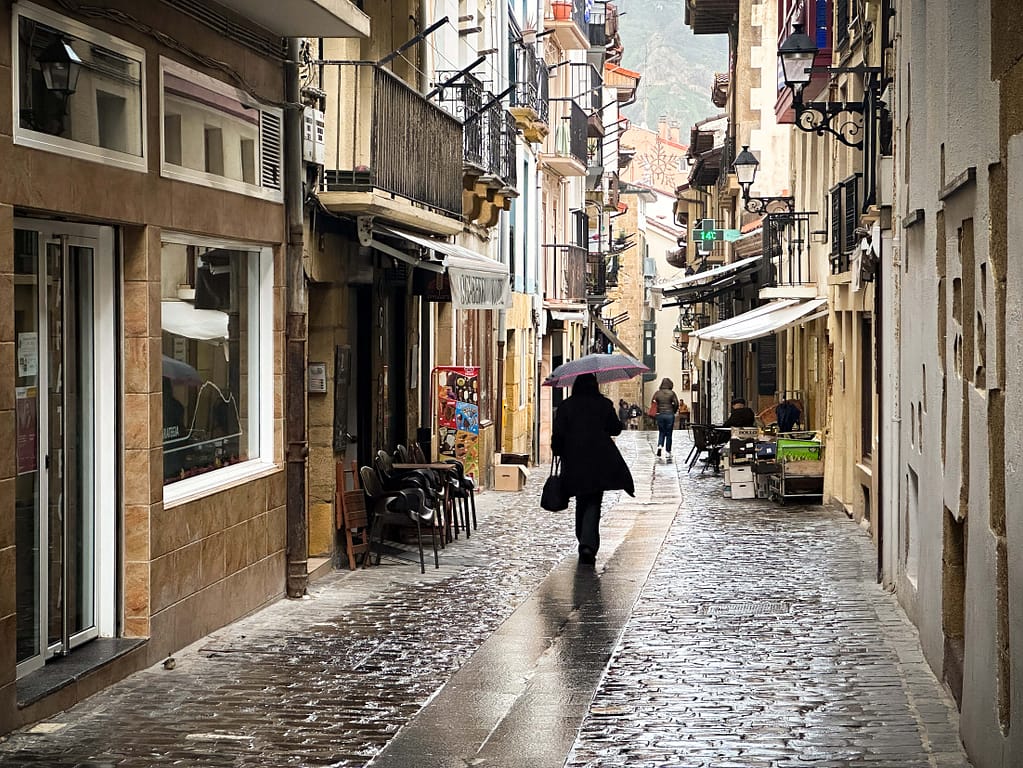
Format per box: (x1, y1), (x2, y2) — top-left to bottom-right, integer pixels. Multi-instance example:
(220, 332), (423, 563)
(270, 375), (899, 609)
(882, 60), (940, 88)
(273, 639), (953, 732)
(830, 188), (842, 256)
(260, 109), (283, 191)
(844, 178), (858, 252)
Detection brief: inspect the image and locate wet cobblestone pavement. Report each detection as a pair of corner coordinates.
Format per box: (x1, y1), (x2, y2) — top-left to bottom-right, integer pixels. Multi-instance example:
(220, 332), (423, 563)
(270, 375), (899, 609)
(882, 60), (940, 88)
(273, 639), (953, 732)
(0, 432), (971, 767)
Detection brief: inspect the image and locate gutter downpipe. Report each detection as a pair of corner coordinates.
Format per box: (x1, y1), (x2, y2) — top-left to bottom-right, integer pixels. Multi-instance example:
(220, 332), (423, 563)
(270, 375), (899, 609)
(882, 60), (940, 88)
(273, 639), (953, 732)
(285, 38), (309, 598)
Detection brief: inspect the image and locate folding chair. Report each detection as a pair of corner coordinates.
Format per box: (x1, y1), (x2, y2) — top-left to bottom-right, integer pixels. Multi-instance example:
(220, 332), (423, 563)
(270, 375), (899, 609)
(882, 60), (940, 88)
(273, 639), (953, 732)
(336, 461), (371, 570)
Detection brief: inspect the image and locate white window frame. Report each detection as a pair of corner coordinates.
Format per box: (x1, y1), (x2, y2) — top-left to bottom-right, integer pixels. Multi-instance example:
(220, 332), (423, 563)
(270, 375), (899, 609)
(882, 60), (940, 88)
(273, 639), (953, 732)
(161, 232), (276, 507)
(12, 1), (148, 172)
(159, 57), (284, 204)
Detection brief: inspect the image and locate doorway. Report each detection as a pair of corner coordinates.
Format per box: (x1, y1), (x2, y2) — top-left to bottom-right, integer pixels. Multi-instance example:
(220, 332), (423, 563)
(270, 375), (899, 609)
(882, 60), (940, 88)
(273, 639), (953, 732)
(14, 220), (117, 678)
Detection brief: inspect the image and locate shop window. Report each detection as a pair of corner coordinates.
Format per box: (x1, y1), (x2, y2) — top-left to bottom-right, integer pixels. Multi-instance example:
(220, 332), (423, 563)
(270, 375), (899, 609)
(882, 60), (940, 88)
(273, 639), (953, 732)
(161, 236), (274, 495)
(160, 57), (283, 202)
(14, 1), (146, 171)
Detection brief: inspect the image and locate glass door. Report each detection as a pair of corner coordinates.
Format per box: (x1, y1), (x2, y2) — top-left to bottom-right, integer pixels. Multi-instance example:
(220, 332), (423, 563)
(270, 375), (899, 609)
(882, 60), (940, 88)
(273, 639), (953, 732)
(15, 222), (112, 676)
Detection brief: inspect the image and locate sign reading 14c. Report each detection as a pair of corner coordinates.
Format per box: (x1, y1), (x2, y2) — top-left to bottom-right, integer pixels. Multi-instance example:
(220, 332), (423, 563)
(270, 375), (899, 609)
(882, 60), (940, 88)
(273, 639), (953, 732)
(695, 218), (723, 241)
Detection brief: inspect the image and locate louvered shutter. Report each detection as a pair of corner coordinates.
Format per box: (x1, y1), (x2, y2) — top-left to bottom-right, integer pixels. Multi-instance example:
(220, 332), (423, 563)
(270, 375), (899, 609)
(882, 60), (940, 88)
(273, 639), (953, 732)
(260, 109), (283, 192)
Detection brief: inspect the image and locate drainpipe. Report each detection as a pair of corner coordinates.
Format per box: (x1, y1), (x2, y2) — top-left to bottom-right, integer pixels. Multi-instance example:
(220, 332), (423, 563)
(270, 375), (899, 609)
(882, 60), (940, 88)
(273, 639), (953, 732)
(285, 38), (308, 598)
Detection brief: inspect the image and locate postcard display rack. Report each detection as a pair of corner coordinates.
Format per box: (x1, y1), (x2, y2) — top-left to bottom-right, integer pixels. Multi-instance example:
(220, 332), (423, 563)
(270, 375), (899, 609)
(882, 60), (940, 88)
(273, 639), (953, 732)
(434, 366), (481, 481)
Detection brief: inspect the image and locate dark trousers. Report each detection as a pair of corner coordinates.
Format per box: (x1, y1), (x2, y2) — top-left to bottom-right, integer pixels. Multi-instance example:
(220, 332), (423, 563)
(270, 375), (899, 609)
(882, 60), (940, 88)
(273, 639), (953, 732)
(656, 413), (675, 452)
(575, 491), (603, 553)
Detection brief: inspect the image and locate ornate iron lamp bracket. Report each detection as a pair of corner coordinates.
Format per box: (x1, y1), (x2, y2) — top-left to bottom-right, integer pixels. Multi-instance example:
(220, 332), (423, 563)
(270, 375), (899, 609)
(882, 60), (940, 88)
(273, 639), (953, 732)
(792, 98), (866, 149)
(742, 194), (796, 215)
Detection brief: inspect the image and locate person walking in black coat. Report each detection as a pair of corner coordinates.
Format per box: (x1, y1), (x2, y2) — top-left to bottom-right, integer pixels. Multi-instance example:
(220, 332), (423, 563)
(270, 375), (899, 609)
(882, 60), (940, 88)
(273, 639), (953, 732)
(552, 373), (635, 564)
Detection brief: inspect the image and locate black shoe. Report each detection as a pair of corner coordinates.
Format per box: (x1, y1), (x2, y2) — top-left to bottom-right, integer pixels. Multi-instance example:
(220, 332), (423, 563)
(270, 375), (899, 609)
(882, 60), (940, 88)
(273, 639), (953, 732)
(579, 546), (596, 565)
(656, 447), (662, 457)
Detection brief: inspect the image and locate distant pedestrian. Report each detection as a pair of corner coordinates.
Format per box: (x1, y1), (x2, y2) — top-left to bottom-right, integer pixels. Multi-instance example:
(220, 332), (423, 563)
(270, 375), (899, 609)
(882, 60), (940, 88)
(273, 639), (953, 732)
(618, 398), (630, 429)
(552, 373), (636, 564)
(650, 378), (680, 459)
(628, 402), (641, 429)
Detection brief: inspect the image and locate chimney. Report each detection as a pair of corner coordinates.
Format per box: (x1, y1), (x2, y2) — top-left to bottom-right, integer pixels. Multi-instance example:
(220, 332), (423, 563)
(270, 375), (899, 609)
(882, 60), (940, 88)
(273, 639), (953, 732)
(669, 121), (680, 144)
(658, 115), (670, 140)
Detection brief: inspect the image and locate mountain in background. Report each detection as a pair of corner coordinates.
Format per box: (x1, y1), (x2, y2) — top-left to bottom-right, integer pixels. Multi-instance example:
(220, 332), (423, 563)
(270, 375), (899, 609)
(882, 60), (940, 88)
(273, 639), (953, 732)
(615, 0), (729, 140)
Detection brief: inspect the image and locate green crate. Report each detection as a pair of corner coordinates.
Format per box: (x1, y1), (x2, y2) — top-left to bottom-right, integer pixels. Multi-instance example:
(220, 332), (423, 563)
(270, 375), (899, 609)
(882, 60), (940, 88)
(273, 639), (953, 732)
(776, 438), (822, 461)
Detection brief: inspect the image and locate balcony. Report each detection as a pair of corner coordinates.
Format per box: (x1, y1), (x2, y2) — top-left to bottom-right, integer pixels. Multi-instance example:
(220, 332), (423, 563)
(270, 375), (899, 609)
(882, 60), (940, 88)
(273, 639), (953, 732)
(319, 63), (463, 234)
(544, 243), (587, 301)
(758, 213), (819, 299)
(436, 73), (518, 225)
(546, 0), (590, 50)
(539, 99), (588, 177)
(585, 250), (607, 299)
(509, 46), (550, 142)
(213, 0), (369, 37)
(684, 0), (740, 35)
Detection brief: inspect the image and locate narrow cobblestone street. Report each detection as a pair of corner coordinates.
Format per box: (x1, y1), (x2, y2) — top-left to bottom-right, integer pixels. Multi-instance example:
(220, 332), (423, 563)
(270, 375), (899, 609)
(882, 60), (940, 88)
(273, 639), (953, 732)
(0, 432), (971, 768)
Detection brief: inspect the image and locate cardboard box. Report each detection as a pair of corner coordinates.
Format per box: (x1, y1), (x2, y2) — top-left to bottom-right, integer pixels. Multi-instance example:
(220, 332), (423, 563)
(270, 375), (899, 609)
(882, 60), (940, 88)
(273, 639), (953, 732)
(494, 463), (528, 491)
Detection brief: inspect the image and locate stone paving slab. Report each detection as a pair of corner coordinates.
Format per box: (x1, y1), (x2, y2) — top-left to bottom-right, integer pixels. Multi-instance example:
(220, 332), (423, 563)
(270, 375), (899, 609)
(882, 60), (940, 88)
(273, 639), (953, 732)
(0, 432), (972, 768)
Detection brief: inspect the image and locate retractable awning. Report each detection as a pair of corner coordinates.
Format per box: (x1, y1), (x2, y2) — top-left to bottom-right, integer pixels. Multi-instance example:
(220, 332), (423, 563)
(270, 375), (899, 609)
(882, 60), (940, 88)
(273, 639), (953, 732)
(656, 254), (764, 306)
(688, 298), (827, 361)
(162, 301), (229, 342)
(593, 315), (638, 360)
(374, 225), (511, 311)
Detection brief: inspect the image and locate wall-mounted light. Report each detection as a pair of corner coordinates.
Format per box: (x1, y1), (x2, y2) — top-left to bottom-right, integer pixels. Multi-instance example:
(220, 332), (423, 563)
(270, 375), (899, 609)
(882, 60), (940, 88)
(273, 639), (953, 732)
(731, 146), (795, 215)
(778, 23), (879, 149)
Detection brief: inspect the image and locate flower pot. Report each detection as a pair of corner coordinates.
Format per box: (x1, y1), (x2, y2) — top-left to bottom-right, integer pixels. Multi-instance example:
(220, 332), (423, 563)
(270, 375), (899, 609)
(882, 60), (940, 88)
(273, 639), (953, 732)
(552, 1), (572, 21)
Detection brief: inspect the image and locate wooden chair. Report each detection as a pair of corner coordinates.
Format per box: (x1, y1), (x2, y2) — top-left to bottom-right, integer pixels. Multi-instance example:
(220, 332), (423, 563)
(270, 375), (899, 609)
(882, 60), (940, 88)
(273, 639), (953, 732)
(336, 461), (371, 570)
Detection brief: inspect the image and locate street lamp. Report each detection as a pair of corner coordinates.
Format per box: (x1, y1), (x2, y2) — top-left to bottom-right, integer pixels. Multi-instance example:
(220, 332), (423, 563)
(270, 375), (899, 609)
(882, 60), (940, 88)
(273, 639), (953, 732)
(777, 23), (878, 149)
(731, 146), (795, 215)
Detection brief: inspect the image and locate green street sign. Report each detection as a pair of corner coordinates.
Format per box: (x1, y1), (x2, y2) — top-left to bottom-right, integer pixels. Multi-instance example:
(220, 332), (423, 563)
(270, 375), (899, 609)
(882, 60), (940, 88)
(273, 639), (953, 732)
(723, 229), (742, 242)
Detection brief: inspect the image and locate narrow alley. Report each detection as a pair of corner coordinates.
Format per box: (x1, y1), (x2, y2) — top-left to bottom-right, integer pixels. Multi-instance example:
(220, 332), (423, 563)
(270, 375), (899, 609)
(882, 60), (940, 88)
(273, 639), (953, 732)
(0, 431), (970, 768)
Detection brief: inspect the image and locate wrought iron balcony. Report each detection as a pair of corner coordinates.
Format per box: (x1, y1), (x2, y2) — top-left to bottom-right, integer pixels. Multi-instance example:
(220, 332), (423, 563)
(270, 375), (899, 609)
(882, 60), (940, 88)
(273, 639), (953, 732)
(586, 250), (607, 299)
(547, 0), (590, 50)
(436, 72), (517, 190)
(320, 63), (463, 221)
(539, 99), (588, 176)
(509, 45), (550, 142)
(544, 243), (587, 301)
(761, 213), (817, 289)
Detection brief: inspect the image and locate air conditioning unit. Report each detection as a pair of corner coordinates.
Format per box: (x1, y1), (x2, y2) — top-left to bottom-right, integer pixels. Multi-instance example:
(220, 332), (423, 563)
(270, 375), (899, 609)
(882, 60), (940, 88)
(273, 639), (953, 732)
(302, 107), (325, 166)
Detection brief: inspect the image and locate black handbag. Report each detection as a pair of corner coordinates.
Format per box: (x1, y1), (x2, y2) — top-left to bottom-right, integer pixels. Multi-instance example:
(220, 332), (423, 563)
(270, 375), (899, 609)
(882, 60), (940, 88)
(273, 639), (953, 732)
(540, 457), (569, 512)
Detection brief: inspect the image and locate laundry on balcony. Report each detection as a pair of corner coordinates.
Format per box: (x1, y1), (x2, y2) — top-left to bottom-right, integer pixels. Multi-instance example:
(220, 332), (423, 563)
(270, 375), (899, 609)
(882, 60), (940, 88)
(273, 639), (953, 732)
(655, 253), (764, 307)
(687, 298), (828, 362)
(373, 225), (510, 311)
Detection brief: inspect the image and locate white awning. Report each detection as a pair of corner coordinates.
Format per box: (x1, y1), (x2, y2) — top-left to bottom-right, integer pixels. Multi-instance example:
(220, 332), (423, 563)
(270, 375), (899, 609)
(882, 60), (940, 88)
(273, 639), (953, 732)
(162, 301), (229, 342)
(593, 315), (638, 360)
(656, 254), (763, 293)
(689, 298), (827, 361)
(212, 0), (370, 38)
(376, 226), (511, 311)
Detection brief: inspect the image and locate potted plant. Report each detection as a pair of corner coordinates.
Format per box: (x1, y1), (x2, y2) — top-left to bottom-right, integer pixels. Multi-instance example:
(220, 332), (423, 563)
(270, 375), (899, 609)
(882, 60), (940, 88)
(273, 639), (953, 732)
(552, 1), (572, 21)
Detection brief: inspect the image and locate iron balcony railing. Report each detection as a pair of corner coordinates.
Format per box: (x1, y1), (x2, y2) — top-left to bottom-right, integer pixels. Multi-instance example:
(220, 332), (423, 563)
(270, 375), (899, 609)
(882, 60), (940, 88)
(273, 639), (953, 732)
(511, 45), (550, 125)
(499, 110), (518, 189)
(570, 0), (588, 31)
(437, 72), (517, 189)
(544, 243), (587, 300)
(762, 213), (816, 287)
(588, 7), (607, 48)
(549, 98), (588, 167)
(322, 63), (462, 217)
(586, 250), (607, 298)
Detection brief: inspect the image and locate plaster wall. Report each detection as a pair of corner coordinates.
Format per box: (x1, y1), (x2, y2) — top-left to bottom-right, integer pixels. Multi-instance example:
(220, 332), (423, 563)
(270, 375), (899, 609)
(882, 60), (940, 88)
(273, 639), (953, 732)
(895, 1), (1017, 764)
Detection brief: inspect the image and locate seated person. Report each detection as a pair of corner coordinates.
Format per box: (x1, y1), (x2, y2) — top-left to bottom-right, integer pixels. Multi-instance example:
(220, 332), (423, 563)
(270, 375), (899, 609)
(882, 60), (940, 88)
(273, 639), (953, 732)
(723, 397), (756, 428)
(708, 397), (756, 470)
